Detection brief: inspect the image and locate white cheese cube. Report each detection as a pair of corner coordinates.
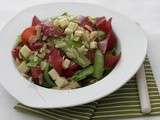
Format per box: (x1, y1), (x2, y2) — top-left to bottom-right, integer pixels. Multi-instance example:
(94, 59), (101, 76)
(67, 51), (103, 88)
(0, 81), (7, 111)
(90, 31), (97, 41)
(20, 45), (32, 58)
(53, 19), (60, 27)
(62, 59), (71, 69)
(40, 61), (47, 70)
(55, 77), (68, 88)
(82, 30), (90, 41)
(67, 22), (78, 31)
(17, 61), (29, 73)
(48, 69), (59, 80)
(59, 18), (69, 28)
(63, 81), (80, 89)
(75, 30), (84, 37)
(90, 41), (97, 49)
(64, 28), (73, 34)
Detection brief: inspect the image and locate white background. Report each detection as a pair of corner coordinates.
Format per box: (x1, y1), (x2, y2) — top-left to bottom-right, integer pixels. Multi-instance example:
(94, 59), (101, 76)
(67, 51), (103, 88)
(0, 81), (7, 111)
(0, 0), (160, 120)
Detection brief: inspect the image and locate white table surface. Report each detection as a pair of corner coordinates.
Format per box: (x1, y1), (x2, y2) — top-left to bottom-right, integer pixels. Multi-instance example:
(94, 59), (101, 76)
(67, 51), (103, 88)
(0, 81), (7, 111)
(0, 0), (160, 119)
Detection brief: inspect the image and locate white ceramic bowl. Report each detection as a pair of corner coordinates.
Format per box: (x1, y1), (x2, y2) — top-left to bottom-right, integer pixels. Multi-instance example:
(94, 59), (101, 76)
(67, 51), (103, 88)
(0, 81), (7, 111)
(0, 2), (147, 108)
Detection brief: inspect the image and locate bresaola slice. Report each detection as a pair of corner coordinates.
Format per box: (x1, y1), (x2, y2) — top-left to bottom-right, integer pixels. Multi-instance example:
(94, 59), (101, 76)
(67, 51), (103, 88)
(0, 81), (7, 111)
(107, 30), (117, 51)
(11, 47), (20, 59)
(85, 50), (96, 63)
(32, 16), (41, 26)
(48, 48), (63, 75)
(98, 37), (108, 54)
(31, 67), (43, 85)
(96, 17), (117, 53)
(28, 42), (43, 51)
(63, 63), (81, 78)
(96, 16), (109, 33)
(41, 24), (65, 37)
(32, 16), (65, 38)
(77, 16), (94, 31)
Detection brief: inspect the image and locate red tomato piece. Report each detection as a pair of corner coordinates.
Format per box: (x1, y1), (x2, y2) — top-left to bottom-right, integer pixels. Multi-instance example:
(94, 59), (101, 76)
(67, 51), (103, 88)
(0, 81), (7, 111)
(85, 50), (95, 63)
(11, 47), (20, 59)
(48, 48), (63, 75)
(31, 67), (43, 85)
(63, 63), (81, 78)
(32, 16), (41, 26)
(21, 26), (37, 44)
(105, 53), (120, 69)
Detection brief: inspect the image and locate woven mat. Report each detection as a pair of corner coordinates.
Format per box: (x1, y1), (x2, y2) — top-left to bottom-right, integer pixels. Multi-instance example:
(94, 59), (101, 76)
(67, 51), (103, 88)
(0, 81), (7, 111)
(15, 57), (160, 120)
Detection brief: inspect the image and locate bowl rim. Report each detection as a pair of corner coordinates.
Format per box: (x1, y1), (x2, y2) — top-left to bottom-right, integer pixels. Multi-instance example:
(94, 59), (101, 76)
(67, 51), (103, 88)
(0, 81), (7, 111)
(0, 1), (148, 108)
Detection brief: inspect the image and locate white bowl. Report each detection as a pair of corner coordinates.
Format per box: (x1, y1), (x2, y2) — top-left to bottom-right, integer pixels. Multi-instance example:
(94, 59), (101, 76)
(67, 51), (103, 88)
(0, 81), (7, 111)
(0, 2), (147, 108)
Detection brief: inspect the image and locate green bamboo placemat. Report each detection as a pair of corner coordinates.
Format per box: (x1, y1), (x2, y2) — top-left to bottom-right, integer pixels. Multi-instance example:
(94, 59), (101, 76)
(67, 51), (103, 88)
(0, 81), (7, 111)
(15, 57), (160, 120)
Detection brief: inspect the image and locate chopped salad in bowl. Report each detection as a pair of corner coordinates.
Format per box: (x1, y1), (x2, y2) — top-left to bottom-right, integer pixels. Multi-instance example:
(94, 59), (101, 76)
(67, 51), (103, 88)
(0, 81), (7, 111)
(12, 13), (121, 90)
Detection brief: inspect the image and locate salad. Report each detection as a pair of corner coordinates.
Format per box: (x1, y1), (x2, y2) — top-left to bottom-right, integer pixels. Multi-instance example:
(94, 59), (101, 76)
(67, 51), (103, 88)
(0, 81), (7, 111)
(11, 13), (121, 89)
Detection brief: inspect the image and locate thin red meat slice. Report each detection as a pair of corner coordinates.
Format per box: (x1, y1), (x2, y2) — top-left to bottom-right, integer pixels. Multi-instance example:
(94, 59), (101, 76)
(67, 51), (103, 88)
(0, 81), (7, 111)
(41, 24), (65, 37)
(28, 42), (43, 51)
(31, 67), (43, 85)
(77, 16), (94, 31)
(85, 50), (95, 63)
(63, 64), (81, 78)
(48, 48), (63, 75)
(98, 37), (109, 54)
(32, 16), (41, 26)
(11, 47), (20, 59)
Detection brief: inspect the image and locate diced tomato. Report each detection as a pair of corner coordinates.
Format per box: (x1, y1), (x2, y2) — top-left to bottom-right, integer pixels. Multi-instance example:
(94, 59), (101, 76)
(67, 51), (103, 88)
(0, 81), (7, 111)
(31, 67), (43, 85)
(32, 16), (41, 26)
(41, 24), (65, 37)
(28, 42), (43, 51)
(48, 48), (63, 75)
(86, 50), (95, 63)
(21, 26), (37, 44)
(11, 47), (20, 59)
(105, 53), (120, 69)
(63, 63), (81, 78)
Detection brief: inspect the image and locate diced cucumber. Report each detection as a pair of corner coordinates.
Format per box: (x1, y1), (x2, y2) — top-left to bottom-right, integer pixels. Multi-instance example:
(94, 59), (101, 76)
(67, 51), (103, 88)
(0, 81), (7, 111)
(93, 49), (104, 79)
(20, 45), (32, 59)
(17, 61), (29, 73)
(63, 81), (80, 89)
(43, 64), (55, 88)
(48, 69), (59, 80)
(72, 66), (94, 81)
(27, 55), (41, 68)
(55, 77), (68, 88)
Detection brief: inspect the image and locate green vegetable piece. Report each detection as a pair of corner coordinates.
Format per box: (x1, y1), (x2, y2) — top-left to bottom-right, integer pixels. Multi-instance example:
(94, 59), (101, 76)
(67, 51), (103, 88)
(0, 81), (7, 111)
(69, 47), (90, 68)
(54, 38), (90, 68)
(66, 34), (82, 48)
(43, 63), (55, 88)
(72, 66), (94, 81)
(93, 49), (104, 79)
(27, 55), (41, 68)
(97, 31), (106, 41)
(16, 35), (21, 45)
(54, 39), (66, 48)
